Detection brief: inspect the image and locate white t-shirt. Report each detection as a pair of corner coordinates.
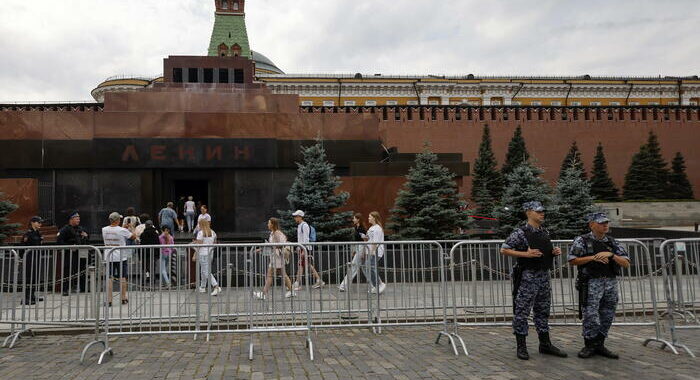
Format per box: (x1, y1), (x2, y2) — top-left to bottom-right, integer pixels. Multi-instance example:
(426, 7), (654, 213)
(196, 230), (217, 256)
(185, 201), (196, 213)
(102, 225), (133, 262)
(367, 224), (385, 258)
(198, 213), (211, 223)
(297, 221), (312, 251)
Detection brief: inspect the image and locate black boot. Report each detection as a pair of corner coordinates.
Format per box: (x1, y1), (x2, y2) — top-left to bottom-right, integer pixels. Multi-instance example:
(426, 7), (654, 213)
(594, 334), (619, 359)
(516, 334), (529, 360)
(538, 332), (568, 358)
(578, 338), (597, 359)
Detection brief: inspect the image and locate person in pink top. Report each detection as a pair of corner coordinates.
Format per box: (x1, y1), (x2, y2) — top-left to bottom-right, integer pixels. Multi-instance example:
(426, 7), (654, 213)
(159, 226), (174, 287)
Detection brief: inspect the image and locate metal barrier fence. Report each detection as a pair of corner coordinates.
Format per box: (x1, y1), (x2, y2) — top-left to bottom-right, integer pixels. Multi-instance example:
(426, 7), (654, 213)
(4, 239), (693, 363)
(1, 245), (102, 348)
(654, 238), (700, 357)
(445, 239), (670, 350)
(80, 242), (313, 363)
(79, 241), (465, 364)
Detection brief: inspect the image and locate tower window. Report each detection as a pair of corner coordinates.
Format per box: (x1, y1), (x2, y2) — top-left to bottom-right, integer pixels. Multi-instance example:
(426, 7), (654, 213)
(218, 43), (228, 57)
(222, 0), (229, 10)
(233, 2), (239, 10)
(231, 43), (242, 57)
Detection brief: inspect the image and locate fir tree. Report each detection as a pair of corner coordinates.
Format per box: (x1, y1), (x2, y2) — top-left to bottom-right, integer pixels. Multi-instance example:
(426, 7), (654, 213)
(590, 143), (621, 201)
(471, 124), (503, 216)
(0, 193), (19, 244)
(550, 164), (596, 239)
(278, 141), (352, 241)
(501, 126), (530, 176)
(389, 146), (470, 240)
(668, 152), (695, 199)
(493, 163), (553, 238)
(623, 131), (670, 200)
(559, 141), (587, 179)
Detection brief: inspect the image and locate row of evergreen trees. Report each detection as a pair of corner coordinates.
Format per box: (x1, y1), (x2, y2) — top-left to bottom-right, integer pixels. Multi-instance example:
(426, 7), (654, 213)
(279, 128), (695, 243)
(471, 125), (694, 209)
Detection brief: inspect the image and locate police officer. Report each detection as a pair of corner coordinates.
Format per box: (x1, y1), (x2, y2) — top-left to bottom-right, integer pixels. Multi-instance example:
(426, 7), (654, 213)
(500, 201), (567, 360)
(21, 216), (44, 305)
(57, 211), (89, 296)
(569, 212), (630, 359)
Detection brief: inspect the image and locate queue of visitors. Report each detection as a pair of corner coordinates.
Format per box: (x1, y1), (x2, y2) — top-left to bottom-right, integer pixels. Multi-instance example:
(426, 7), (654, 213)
(19, 201), (388, 307)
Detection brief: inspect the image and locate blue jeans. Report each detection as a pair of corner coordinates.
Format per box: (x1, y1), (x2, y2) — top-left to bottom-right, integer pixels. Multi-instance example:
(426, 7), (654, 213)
(185, 212), (196, 232)
(365, 255), (382, 288)
(160, 255), (171, 285)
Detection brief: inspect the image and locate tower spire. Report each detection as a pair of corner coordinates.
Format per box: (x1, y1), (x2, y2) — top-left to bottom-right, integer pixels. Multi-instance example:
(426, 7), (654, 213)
(208, 0), (250, 58)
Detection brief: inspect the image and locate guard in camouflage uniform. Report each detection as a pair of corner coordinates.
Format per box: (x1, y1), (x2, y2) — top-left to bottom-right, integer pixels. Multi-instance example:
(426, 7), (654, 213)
(569, 212), (630, 359)
(500, 201), (567, 360)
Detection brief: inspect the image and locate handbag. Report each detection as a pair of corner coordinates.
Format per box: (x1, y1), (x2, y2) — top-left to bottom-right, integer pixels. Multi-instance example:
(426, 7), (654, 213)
(282, 246), (292, 265)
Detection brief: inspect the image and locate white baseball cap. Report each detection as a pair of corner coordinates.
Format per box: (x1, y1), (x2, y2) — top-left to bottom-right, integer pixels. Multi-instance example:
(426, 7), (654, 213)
(292, 210), (305, 217)
(108, 212), (123, 222)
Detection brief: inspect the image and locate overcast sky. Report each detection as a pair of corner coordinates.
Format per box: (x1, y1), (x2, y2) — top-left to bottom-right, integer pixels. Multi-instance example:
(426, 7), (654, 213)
(1, 0), (698, 102)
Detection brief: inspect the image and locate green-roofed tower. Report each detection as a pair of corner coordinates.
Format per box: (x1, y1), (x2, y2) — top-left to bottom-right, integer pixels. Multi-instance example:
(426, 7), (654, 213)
(208, 0), (251, 58)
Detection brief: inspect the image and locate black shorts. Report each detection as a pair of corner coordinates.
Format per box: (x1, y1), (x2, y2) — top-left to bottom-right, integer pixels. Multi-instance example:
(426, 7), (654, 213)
(110, 261), (129, 278)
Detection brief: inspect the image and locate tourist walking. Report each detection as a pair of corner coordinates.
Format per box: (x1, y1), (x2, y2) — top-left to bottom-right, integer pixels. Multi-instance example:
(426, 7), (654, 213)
(185, 196), (196, 232)
(176, 196), (186, 233)
(102, 212), (136, 306)
(138, 220), (160, 287)
(366, 211), (386, 294)
(254, 217), (295, 300)
(159, 226), (175, 287)
(158, 202), (178, 233)
(500, 201), (567, 360)
(291, 210), (324, 290)
(194, 220), (222, 296)
(338, 213), (375, 292)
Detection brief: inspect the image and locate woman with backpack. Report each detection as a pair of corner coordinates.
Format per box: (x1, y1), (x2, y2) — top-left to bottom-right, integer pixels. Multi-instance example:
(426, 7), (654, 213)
(254, 217), (296, 300)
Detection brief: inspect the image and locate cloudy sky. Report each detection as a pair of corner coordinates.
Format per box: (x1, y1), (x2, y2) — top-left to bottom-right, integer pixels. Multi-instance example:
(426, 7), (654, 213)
(1, 0), (698, 101)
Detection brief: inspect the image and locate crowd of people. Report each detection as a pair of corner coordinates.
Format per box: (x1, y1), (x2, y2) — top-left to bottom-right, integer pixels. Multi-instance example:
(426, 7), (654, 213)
(17, 196), (388, 310)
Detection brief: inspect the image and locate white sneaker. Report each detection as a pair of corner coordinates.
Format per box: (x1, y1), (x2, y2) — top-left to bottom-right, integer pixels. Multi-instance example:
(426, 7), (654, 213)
(211, 286), (222, 296)
(293, 282), (301, 291)
(338, 285), (346, 292)
(254, 291), (266, 300)
(312, 280), (325, 289)
(369, 287), (377, 294)
(285, 290), (297, 298)
(198, 287), (206, 293)
(378, 282), (386, 294)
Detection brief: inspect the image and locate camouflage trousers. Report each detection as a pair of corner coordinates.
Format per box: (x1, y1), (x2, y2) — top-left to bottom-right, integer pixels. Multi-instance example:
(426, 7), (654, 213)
(512, 269), (551, 336)
(582, 277), (618, 339)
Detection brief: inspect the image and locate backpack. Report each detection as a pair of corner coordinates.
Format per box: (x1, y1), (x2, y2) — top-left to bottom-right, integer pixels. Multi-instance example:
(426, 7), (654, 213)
(308, 225), (317, 242)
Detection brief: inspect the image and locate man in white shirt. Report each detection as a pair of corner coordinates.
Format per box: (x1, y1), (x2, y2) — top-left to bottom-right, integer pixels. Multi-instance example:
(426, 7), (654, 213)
(291, 210), (324, 290)
(102, 212), (135, 306)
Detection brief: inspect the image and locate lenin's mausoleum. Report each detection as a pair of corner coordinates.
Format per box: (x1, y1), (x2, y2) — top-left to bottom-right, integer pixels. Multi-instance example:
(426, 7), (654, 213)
(1, 0), (699, 237)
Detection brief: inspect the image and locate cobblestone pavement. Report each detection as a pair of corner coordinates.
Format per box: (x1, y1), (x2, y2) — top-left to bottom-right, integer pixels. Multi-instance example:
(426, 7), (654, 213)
(0, 326), (697, 380)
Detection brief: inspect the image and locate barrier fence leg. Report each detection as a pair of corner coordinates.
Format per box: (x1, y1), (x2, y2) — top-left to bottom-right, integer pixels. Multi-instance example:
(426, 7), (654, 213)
(640, 243), (682, 355)
(4, 250), (33, 349)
